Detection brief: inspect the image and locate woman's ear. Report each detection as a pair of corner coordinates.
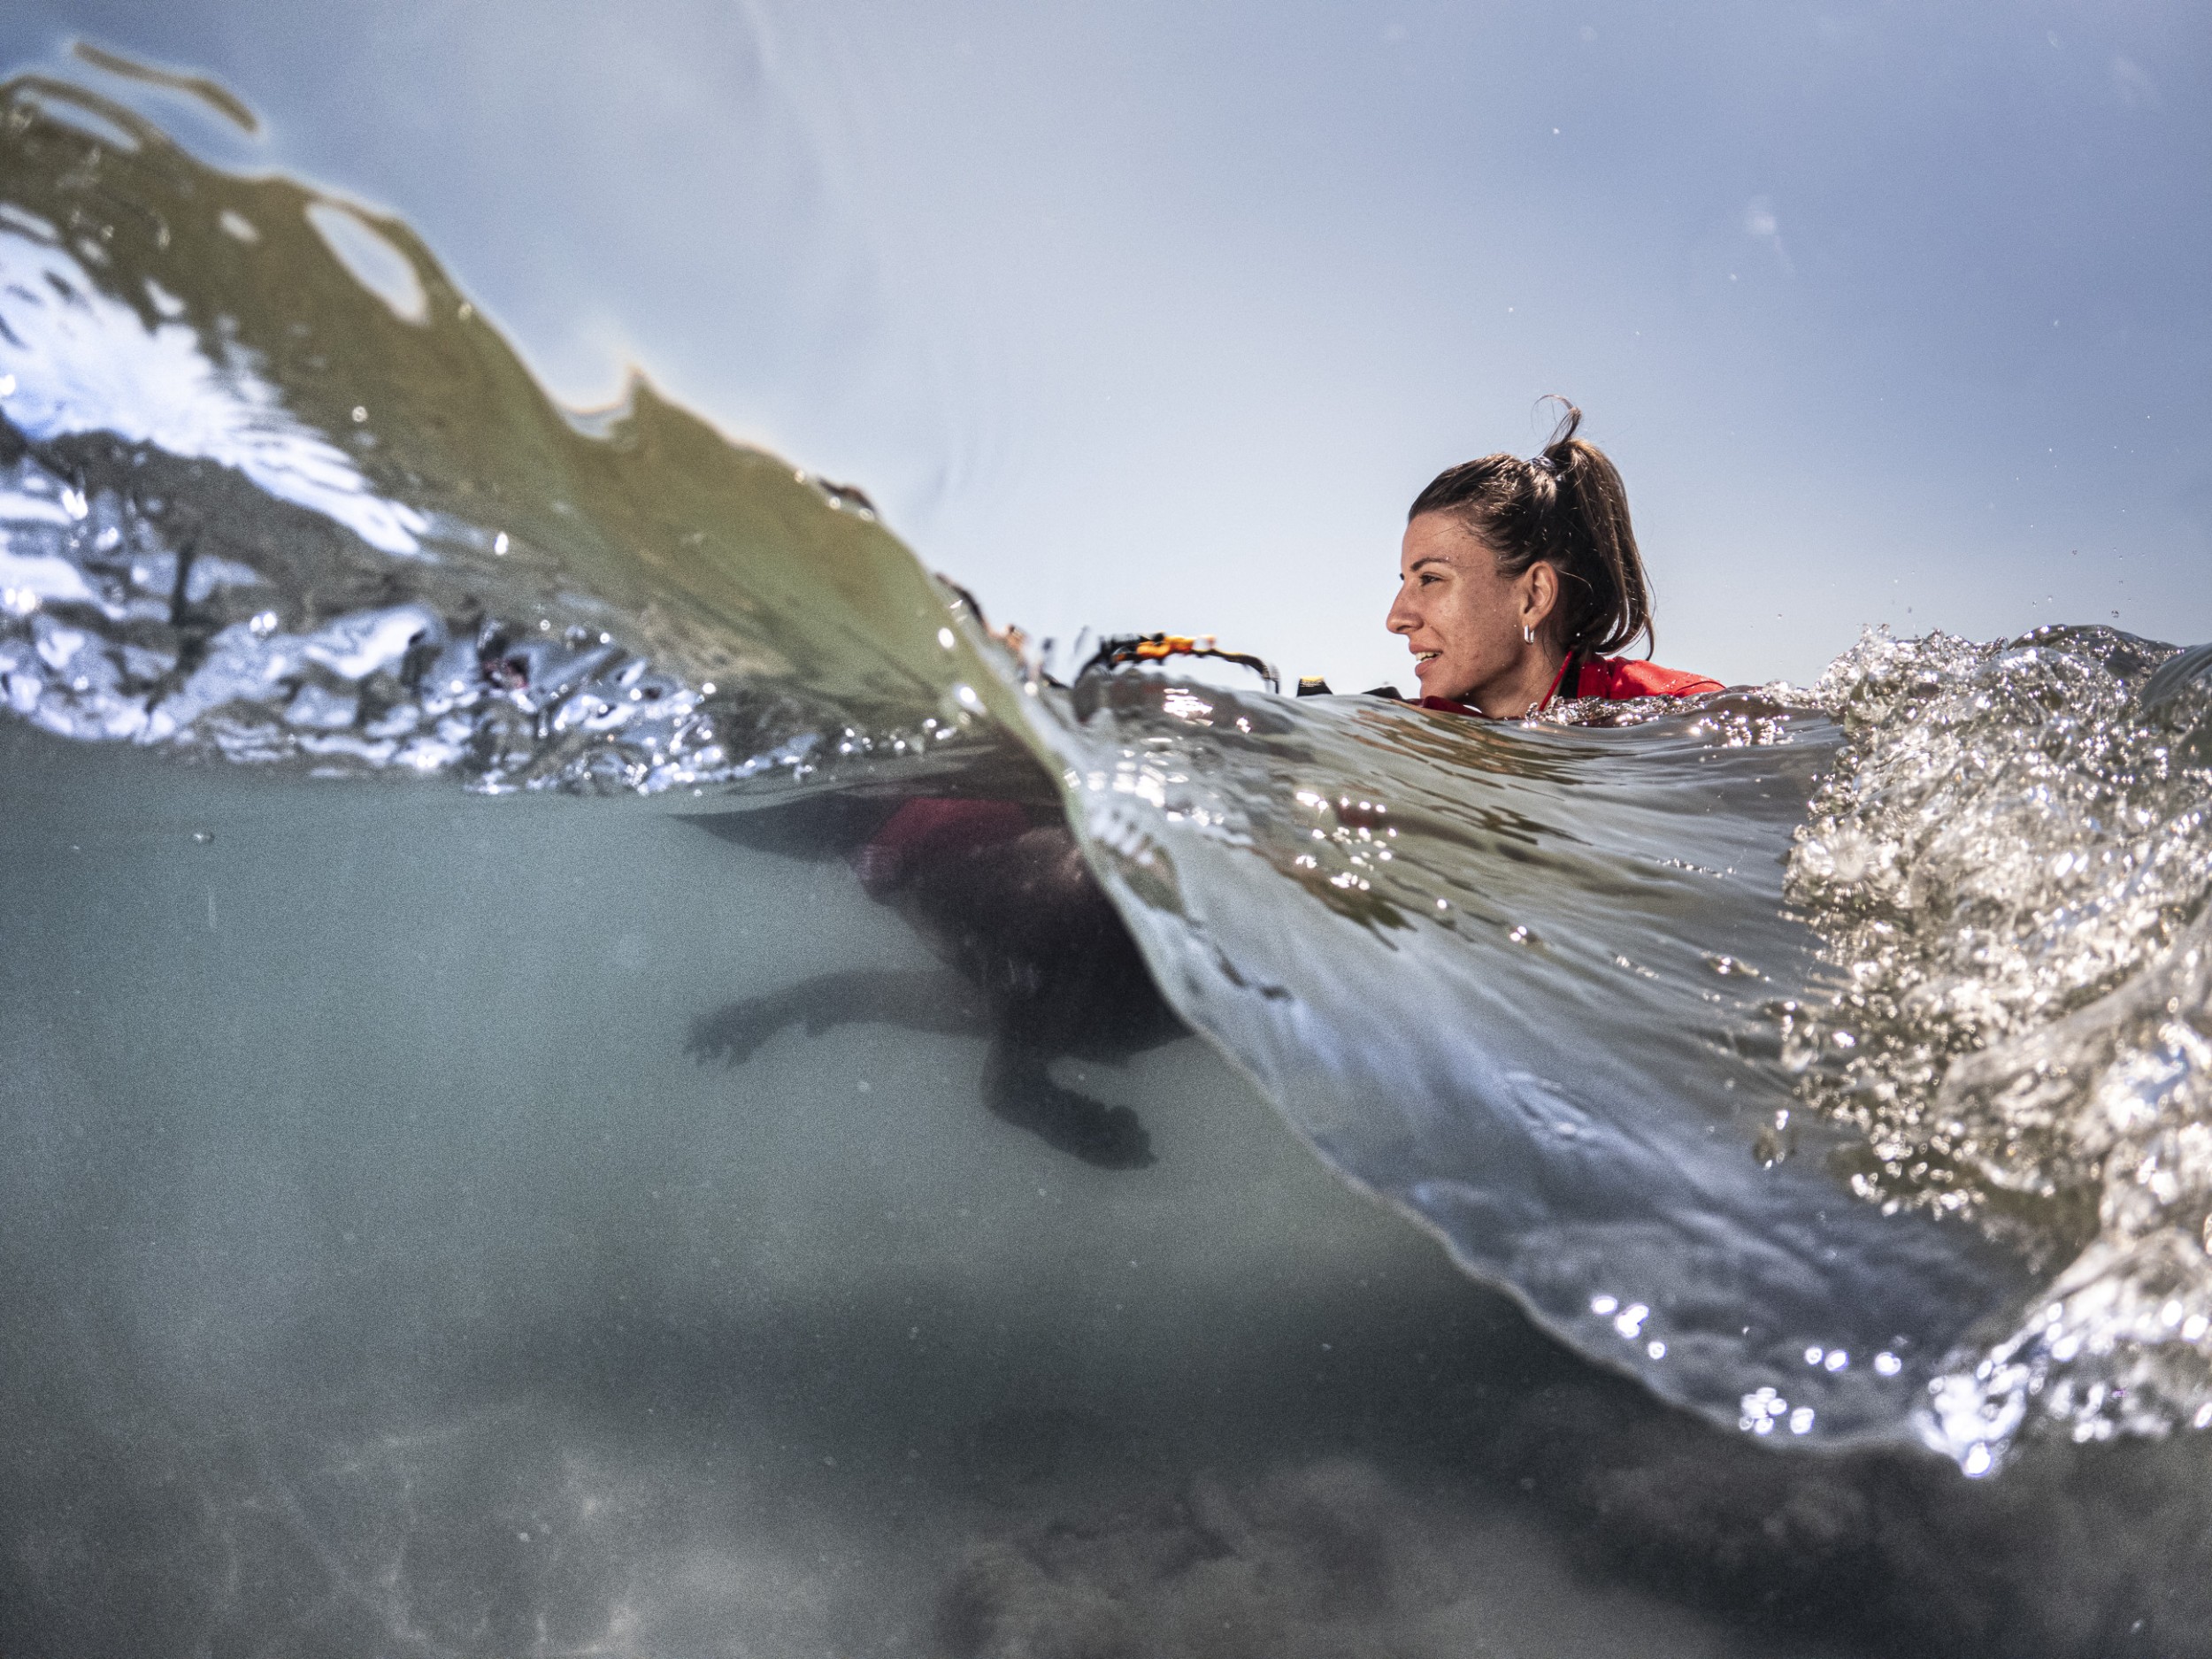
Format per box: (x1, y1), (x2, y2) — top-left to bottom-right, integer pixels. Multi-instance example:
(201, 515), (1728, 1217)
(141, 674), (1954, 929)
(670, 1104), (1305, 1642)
(1521, 562), (1561, 631)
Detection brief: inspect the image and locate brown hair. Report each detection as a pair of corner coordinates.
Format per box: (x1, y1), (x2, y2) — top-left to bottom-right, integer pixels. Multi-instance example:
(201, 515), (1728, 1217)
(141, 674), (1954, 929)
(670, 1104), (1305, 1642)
(1407, 401), (1654, 658)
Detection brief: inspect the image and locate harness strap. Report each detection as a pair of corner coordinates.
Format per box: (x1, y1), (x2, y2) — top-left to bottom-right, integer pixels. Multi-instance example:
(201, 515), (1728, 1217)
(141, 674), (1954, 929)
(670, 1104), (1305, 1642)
(1538, 651), (1579, 711)
(1079, 633), (1280, 693)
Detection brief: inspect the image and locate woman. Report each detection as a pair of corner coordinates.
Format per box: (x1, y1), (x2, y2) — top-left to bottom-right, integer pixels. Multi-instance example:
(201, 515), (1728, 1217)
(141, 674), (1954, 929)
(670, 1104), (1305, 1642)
(1386, 403), (1721, 717)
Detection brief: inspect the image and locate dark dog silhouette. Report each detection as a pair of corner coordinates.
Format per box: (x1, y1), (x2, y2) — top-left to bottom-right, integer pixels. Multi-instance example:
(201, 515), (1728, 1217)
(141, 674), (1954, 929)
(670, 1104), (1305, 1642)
(687, 790), (1185, 1169)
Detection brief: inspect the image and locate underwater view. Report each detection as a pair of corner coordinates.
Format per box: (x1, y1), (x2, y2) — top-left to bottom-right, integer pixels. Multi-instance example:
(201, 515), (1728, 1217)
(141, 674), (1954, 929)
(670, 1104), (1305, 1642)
(3, 14), (2210, 1658)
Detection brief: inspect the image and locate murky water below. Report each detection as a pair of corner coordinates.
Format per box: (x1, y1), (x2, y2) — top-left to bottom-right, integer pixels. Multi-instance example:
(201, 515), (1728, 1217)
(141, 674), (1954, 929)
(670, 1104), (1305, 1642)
(4, 720), (2208, 1658)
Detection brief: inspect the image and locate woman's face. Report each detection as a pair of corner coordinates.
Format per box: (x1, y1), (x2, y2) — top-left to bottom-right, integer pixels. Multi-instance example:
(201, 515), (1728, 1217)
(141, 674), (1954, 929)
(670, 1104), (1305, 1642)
(1387, 513), (1551, 705)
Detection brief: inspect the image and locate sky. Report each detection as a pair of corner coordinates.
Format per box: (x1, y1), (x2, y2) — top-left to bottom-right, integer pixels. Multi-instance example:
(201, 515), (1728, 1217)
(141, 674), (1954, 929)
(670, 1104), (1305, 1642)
(3, 0), (2206, 691)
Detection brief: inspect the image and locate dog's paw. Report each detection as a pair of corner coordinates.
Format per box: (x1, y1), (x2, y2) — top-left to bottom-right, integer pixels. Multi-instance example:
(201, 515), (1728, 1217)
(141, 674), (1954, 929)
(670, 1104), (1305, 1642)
(1076, 1102), (1156, 1171)
(990, 1078), (1156, 1171)
(685, 1000), (789, 1066)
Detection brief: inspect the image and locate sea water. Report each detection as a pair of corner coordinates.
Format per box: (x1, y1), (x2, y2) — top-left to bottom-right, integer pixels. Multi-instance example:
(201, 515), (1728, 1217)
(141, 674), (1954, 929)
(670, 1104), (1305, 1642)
(4, 67), (2212, 1657)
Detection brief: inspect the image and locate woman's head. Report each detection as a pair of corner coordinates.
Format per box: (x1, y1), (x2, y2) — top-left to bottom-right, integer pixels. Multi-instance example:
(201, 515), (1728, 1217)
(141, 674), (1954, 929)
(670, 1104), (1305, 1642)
(1386, 402), (1655, 710)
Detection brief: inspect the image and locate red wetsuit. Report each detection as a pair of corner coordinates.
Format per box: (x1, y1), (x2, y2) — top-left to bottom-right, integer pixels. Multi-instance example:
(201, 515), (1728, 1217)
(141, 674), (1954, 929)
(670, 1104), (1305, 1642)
(852, 796), (1031, 895)
(1417, 652), (1721, 718)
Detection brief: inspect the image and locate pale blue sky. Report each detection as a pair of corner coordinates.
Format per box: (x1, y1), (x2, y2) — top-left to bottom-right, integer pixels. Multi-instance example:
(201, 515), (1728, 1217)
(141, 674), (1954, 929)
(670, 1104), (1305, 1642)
(6, 0), (2206, 690)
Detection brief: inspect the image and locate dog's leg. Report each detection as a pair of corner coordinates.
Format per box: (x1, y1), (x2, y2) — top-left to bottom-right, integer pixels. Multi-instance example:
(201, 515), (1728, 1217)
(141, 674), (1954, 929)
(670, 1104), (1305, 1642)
(980, 1036), (1155, 1171)
(687, 968), (989, 1065)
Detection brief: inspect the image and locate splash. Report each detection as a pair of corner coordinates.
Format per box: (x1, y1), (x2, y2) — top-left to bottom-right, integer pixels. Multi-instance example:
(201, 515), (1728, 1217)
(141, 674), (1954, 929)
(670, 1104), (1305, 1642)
(0, 70), (1013, 794)
(1008, 666), (2038, 1448)
(4, 65), (2208, 1473)
(1779, 628), (2212, 1467)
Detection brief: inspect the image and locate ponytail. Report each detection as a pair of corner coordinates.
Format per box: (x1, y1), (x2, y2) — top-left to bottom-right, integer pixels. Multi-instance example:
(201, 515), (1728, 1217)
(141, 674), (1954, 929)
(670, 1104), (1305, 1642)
(1407, 400), (1655, 658)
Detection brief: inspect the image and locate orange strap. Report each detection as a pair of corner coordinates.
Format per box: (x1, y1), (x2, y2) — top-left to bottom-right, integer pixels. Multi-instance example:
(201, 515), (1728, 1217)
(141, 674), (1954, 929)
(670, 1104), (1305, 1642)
(1134, 634), (1206, 660)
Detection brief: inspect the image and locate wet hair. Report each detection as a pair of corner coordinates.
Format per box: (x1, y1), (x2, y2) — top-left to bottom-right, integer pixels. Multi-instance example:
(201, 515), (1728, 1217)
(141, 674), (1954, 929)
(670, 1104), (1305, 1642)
(1407, 401), (1654, 658)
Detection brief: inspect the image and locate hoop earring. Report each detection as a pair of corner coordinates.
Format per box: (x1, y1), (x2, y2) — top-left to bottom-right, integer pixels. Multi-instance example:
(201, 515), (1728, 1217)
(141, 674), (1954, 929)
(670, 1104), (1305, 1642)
(1522, 626), (1534, 644)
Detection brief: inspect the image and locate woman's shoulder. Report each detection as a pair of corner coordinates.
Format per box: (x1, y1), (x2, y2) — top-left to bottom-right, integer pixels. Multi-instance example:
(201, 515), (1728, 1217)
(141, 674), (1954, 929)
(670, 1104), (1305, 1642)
(1573, 656), (1724, 700)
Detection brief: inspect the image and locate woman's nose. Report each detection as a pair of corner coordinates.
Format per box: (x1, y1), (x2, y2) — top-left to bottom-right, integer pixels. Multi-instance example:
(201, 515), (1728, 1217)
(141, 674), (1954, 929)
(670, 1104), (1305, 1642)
(1386, 584), (1417, 634)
